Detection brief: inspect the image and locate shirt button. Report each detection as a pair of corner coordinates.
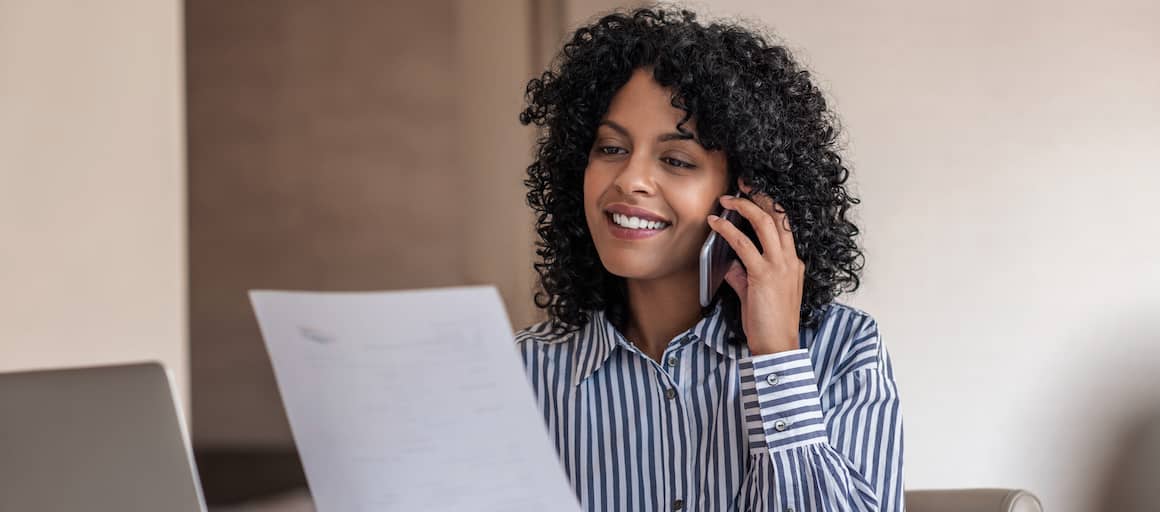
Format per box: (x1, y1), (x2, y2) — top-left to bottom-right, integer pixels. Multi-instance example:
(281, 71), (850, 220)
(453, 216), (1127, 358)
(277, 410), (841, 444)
(774, 419), (789, 432)
(766, 373), (779, 385)
(672, 498), (684, 510)
(665, 388), (677, 400)
(667, 355), (679, 367)
(786, 507), (795, 512)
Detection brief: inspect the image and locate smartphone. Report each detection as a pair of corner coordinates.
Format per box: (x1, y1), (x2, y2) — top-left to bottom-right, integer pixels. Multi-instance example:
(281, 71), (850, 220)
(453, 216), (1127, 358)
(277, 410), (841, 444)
(699, 191), (762, 307)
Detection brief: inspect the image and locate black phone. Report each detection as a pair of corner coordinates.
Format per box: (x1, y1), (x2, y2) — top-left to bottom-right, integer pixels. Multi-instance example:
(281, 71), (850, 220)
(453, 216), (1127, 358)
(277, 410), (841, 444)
(698, 190), (762, 307)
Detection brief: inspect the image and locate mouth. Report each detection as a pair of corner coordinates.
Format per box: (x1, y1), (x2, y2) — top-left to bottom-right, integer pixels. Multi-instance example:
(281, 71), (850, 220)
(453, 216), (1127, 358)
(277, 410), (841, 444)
(603, 211), (671, 240)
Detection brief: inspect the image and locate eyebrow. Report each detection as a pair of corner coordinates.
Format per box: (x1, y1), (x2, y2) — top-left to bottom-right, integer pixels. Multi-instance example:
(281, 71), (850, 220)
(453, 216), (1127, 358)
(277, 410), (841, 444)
(598, 120), (698, 144)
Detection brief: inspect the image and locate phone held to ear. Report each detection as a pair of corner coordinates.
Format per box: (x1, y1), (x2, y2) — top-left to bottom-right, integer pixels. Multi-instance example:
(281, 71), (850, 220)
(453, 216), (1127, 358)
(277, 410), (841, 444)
(699, 191), (763, 307)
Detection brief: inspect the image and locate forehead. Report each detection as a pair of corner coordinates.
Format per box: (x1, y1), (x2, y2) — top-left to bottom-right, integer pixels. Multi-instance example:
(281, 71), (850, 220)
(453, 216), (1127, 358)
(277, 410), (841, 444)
(600, 68), (699, 136)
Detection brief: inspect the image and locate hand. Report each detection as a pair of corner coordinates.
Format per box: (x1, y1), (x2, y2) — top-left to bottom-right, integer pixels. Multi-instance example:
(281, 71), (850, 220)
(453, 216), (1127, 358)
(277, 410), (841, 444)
(707, 179), (805, 355)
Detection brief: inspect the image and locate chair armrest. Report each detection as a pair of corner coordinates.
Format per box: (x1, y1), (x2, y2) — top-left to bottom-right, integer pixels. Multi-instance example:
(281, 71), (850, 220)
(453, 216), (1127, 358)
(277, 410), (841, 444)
(905, 488), (1043, 512)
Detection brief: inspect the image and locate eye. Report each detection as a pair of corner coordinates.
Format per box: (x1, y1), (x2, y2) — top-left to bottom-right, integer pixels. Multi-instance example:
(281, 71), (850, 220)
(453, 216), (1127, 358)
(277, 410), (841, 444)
(662, 157), (695, 169)
(597, 146), (626, 155)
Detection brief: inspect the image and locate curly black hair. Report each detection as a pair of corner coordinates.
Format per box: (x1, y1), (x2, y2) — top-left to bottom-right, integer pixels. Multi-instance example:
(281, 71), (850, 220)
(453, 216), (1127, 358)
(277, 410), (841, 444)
(518, 5), (864, 341)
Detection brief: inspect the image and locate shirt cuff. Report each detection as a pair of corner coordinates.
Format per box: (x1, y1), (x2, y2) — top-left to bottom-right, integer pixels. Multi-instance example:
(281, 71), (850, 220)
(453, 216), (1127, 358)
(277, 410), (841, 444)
(738, 349), (827, 453)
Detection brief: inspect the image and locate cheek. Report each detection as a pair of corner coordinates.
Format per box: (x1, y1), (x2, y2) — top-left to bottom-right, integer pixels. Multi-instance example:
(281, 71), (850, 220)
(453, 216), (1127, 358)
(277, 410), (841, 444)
(582, 166), (605, 223)
(670, 189), (718, 225)
(582, 167), (596, 200)
(582, 165), (611, 206)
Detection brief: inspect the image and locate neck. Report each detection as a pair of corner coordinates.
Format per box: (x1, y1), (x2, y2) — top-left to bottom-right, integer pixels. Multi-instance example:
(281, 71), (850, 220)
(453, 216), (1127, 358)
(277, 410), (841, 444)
(621, 265), (704, 363)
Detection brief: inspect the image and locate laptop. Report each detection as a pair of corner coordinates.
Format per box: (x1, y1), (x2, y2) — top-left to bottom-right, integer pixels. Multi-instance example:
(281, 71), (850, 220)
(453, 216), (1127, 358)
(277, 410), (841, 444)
(0, 362), (207, 512)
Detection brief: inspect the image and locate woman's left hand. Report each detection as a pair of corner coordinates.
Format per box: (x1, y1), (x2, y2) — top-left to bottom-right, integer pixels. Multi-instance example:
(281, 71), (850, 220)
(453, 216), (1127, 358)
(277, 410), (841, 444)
(707, 179), (805, 355)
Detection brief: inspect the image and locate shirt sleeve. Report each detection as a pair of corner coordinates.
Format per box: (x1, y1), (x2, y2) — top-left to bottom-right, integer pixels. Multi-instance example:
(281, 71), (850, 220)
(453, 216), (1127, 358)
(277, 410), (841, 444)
(735, 316), (905, 511)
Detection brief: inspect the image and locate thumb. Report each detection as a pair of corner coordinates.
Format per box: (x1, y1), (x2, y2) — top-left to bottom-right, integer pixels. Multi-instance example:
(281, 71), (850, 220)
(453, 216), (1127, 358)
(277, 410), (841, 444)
(723, 260), (748, 300)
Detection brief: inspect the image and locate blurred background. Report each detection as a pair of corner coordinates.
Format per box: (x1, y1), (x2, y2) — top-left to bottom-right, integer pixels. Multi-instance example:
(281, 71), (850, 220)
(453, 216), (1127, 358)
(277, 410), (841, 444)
(1, 0), (1157, 511)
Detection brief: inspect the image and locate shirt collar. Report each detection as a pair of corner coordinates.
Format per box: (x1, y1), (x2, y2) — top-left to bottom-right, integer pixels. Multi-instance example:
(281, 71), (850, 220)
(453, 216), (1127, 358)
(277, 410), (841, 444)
(571, 301), (744, 387)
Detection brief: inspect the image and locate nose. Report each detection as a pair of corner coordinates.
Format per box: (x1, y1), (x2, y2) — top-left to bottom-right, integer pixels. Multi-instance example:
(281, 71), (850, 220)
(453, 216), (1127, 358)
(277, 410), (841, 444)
(612, 151), (658, 196)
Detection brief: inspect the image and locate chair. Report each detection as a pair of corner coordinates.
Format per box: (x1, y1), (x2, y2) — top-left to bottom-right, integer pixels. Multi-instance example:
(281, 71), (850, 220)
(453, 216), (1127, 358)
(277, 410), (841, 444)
(906, 488), (1043, 512)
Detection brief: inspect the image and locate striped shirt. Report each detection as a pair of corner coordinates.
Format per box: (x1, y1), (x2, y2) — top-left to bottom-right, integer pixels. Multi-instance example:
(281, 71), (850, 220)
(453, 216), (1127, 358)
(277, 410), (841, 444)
(514, 300), (905, 512)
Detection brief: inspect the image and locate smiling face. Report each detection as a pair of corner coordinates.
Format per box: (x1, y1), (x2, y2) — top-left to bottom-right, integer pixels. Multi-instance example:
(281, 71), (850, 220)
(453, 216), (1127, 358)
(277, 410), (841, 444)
(584, 67), (731, 281)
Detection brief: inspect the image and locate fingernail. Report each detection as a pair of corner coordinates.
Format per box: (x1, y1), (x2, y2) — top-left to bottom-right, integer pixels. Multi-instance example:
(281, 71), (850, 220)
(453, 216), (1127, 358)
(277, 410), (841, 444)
(707, 214), (719, 221)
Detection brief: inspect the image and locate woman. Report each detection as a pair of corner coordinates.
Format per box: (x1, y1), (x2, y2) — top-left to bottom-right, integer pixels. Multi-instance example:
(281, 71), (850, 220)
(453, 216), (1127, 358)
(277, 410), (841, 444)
(515, 6), (904, 511)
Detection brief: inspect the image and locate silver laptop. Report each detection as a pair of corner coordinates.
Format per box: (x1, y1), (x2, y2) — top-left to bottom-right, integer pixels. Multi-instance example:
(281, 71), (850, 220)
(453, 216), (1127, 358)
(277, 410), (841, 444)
(0, 362), (207, 512)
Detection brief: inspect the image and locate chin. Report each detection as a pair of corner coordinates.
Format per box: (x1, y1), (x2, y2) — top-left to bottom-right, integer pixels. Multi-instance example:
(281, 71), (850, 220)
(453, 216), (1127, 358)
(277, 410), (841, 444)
(598, 254), (666, 280)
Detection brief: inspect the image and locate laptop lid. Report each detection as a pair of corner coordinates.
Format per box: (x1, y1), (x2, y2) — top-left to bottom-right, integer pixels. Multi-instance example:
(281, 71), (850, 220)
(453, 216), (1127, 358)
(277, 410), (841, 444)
(0, 361), (207, 512)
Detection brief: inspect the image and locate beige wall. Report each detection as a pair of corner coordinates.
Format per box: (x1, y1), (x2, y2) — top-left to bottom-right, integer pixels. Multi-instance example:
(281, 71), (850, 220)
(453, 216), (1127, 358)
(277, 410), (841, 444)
(0, 1), (188, 409)
(187, 0), (556, 446)
(698, 1), (1160, 510)
(187, 0), (470, 446)
(459, 0), (541, 331)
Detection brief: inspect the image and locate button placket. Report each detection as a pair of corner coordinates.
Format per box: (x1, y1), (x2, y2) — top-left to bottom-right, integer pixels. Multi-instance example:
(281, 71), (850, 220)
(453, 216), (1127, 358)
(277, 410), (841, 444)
(661, 334), (696, 402)
(663, 346), (682, 387)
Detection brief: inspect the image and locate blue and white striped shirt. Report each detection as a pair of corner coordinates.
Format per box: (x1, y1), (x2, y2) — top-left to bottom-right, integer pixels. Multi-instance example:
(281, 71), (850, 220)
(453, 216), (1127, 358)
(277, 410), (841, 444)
(515, 300), (905, 511)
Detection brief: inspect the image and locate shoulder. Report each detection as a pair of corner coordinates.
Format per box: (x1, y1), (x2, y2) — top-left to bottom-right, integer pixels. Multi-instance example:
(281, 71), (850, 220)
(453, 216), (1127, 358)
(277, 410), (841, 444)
(514, 317), (580, 368)
(513, 317), (589, 396)
(816, 301), (880, 334)
(808, 301), (891, 376)
(514, 318), (561, 346)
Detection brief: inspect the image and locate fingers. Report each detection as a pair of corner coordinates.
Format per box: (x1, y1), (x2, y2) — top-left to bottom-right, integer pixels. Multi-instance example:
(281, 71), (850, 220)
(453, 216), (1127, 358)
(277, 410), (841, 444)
(768, 202), (795, 257)
(707, 211), (765, 273)
(723, 260), (749, 298)
(719, 194), (786, 262)
(779, 208), (798, 258)
(731, 178), (797, 260)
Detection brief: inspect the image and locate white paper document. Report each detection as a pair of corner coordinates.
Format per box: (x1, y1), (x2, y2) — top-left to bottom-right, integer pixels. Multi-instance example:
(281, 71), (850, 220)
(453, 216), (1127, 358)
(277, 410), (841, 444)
(249, 285), (581, 512)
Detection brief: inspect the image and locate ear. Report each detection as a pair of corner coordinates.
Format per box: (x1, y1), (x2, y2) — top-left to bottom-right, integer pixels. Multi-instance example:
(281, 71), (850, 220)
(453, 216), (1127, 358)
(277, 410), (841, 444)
(736, 177), (754, 196)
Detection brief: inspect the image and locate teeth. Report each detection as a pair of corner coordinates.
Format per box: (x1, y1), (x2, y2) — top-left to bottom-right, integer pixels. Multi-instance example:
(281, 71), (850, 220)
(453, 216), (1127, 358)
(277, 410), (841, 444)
(612, 213), (668, 230)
